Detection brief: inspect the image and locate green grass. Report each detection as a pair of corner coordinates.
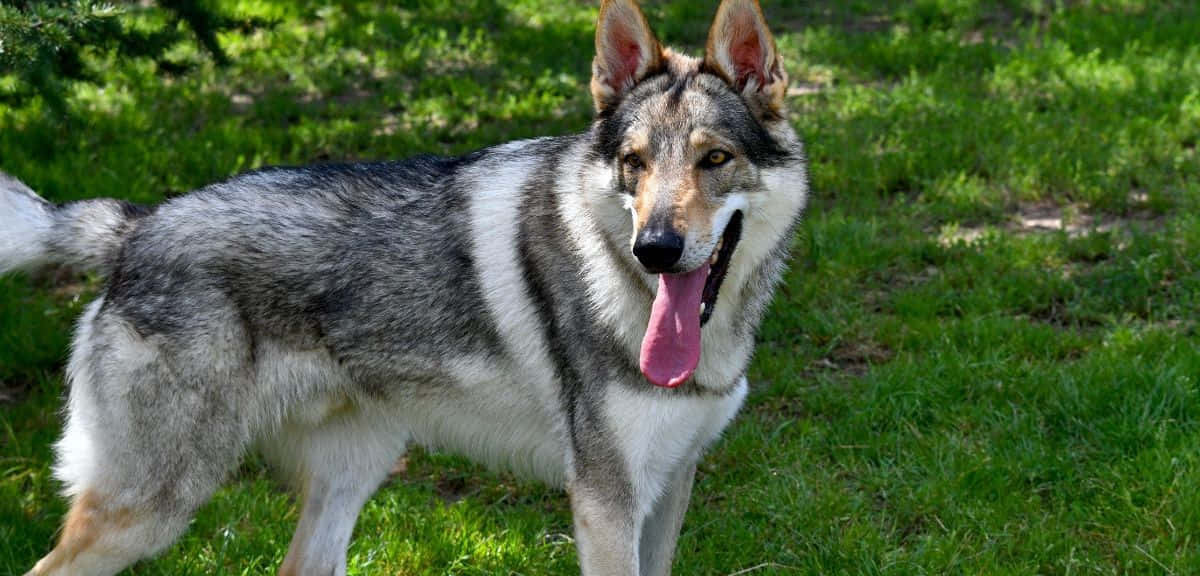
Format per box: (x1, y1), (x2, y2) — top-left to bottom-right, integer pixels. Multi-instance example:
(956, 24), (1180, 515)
(3, 0), (1200, 574)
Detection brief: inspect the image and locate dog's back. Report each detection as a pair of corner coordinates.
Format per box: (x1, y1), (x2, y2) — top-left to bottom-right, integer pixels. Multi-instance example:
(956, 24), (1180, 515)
(105, 156), (508, 389)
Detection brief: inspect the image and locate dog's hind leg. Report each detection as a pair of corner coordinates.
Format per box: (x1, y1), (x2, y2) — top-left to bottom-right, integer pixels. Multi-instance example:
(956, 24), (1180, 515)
(265, 410), (407, 576)
(24, 488), (193, 576)
(28, 299), (256, 576)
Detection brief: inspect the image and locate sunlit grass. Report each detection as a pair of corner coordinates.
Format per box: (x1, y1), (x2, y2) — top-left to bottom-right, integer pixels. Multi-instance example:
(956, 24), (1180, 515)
(2, 0), (1199, 574)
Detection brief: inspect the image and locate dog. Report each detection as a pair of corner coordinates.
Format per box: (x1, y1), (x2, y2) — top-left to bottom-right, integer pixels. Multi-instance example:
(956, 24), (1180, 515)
(1, 0), (806, 574)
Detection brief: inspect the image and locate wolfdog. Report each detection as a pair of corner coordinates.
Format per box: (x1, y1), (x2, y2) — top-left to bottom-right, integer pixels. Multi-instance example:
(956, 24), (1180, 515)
(1, 0), (806, 574)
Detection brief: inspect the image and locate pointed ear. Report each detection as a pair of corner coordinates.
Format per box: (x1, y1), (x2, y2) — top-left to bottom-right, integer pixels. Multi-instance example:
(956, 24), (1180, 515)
(591, 0), (663, 113)
(703, 0), (788, 117)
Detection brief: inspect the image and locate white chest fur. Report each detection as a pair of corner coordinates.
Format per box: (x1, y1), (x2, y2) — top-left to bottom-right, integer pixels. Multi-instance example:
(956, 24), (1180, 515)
(605, 378), (748, 515)
(396, 368), (748, 510)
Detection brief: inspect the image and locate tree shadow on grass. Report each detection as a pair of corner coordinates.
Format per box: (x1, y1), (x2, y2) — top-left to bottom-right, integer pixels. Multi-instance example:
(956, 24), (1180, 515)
(0, 0), (597, 203)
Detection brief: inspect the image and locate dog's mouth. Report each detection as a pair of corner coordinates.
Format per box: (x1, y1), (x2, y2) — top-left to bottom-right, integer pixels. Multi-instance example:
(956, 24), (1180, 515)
(700, 211), (743, 326)
(639, 211), (743, 388)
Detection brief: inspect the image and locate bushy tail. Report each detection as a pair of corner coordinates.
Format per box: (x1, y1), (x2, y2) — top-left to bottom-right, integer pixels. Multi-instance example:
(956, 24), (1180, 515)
(0, 172), (144, 275)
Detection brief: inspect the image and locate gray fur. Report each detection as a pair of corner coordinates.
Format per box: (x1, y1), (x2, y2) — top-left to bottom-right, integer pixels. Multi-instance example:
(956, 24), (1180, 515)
(0, 172), (149, 275)
(105, 159), (503, 395)
(10, 3), (807, 575)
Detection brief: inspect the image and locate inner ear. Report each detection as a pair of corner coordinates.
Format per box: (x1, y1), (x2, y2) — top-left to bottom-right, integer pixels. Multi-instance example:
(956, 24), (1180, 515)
(609, 24), (647, 84)
(730, 32), (765, 87)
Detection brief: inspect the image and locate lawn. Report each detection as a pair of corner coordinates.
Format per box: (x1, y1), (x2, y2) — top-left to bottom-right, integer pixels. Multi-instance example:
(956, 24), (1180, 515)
(2, 0), (1199, 574)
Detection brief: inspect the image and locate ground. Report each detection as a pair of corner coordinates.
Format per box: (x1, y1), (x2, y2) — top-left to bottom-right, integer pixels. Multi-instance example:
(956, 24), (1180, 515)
(2, 0), (1199, 574)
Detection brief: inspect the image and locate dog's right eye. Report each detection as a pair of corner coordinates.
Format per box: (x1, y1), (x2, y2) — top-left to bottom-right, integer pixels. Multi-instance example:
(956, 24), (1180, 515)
(701, 149), (733, 169)
(623, 153), (644, 170)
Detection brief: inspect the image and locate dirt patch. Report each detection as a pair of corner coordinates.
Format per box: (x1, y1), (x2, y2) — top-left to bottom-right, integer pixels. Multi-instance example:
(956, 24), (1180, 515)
(827, 339), (894, 376)
(1022, 301), (1105, 335)
(434, 474), (475, 502)
(787, 83), (828, 97)
(938, 225), (994, 247)
(29, 265), (91, 298)
(897, 512), (930, 545)
(0, 379), (30, 405)
(389, 454), (409, 478)
(750, 391), (811, 422)
(774, 3), (892, 36)
(229, 92), (255, 114)
(1013, 200), (1092, 234)
(791, 338), (895, 383)
(395, 466), (484, 503)
(389, 450), (507, 505)
(939, 197), (1166, 247)
(1011, 198), (1165, 238)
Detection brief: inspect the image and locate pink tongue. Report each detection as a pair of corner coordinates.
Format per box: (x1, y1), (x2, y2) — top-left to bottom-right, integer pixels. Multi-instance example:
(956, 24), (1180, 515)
(640, 262), (709, 388)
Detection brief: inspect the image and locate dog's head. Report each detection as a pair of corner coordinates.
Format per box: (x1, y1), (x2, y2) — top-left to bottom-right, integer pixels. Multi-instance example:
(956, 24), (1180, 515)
(586, 0), (805, 388)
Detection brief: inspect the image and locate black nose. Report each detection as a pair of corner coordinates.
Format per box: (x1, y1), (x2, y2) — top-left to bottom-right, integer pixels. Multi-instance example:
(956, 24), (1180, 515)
(633, 227), (685, 271)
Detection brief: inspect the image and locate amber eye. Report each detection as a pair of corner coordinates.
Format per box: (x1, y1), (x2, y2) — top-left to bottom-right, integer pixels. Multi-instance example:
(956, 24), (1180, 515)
(624, 153), (644, 170)
(704, 150), (732, 168)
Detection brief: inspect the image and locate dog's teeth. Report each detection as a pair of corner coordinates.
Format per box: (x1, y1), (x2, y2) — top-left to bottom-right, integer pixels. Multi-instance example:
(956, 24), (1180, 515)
(700, 302), (708, 315)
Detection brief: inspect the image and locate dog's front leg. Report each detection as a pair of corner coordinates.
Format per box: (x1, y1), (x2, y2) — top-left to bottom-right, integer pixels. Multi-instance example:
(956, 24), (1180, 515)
(638, 455), (698, 576)
(569, 478), (640, 576)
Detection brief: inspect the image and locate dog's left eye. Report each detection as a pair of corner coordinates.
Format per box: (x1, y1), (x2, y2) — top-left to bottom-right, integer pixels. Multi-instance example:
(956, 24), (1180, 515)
(702, 150), (732, 168)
